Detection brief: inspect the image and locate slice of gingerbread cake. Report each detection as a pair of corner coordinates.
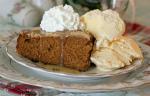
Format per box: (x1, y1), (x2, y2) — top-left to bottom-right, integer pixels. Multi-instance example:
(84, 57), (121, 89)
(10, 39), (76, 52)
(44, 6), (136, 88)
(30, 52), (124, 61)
(16, 28), (94, 71)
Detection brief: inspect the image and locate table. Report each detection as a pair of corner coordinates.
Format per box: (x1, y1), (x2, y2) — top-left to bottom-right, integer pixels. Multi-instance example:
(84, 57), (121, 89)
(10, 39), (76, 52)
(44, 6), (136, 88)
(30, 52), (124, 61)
(0, 0), (149, 95)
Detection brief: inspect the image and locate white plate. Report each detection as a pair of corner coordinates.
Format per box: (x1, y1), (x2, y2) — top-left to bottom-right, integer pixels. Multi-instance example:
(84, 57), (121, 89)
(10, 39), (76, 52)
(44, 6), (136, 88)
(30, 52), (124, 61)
(5, 37), (145, 82)
(5, 37), (144, 83)
(0, 43), (150, 93)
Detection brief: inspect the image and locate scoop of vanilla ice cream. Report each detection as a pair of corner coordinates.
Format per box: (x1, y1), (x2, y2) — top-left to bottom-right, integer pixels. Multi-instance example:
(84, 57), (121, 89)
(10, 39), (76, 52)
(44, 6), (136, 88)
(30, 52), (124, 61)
(40, 5), (82, 32)
(110, 36), (143, 63)
(81, 9), (125, 47)
(91, 48), (126, 71)
(91, 36), (143, 71)
(81, 9), (142, 72)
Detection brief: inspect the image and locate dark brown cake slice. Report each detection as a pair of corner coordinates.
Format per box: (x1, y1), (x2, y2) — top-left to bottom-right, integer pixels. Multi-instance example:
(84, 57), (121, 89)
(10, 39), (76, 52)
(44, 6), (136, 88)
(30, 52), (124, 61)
(16, 28), (94, 71)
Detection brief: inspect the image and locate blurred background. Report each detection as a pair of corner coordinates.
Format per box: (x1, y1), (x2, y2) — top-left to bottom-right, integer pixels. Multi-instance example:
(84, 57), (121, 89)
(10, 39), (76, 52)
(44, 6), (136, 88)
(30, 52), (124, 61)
(0, 0), (149, 28)
(125, 0), (150, 26)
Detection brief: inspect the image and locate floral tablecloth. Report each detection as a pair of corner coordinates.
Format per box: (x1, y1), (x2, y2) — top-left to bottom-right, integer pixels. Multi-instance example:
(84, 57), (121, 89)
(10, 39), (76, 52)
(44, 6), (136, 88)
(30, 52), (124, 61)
(0, 0), (150, 96)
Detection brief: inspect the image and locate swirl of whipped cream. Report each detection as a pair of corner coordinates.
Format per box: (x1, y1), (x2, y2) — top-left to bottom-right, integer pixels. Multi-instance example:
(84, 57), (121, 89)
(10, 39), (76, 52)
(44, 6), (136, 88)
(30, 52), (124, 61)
(40, 5), (82, 32)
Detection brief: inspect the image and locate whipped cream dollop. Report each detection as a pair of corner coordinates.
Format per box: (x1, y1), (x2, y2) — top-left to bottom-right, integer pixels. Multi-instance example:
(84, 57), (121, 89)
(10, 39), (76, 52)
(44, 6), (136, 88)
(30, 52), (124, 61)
(40, 5), (82, 32)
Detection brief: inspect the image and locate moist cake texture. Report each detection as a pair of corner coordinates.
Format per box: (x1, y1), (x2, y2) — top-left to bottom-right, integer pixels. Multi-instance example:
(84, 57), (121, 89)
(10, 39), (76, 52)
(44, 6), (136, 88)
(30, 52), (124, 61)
(16, 28), (94, 71)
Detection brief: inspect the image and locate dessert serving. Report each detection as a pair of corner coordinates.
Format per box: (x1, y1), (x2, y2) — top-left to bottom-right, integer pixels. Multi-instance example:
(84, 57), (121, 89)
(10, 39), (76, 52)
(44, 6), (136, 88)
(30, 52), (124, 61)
(81, 9), (143, 71)
(16, 5), (93, 71)
(16, 5), (143, 72)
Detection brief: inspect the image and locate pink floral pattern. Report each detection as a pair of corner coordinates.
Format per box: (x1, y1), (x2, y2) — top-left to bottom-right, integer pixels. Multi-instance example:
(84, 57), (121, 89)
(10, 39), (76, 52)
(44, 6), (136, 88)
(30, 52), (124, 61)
(7, 1), (26, 23)
(11, 2), (25, 14)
